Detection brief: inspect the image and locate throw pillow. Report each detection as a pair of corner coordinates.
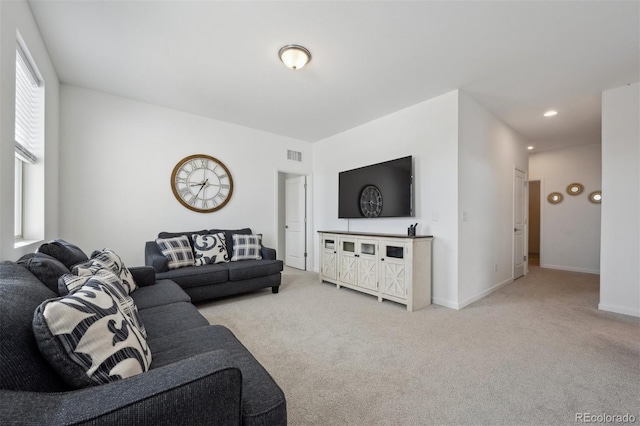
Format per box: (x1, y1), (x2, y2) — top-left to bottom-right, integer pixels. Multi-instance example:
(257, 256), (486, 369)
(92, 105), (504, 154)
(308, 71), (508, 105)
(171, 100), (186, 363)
(37, 239), (89, 269)
(71, 249), (138, 294)
(155, 235), (195, 269)
(17, 253), (71, 294)
(230, 234), (263, 261)
(58, 269), (147, 338)
(192, 233), (229, 266)
(32, 276), (152, 389)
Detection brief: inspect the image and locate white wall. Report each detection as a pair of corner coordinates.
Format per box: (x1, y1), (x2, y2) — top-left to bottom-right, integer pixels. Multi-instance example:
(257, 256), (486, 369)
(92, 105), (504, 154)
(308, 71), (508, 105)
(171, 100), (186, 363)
(529, 143), (602, 274)
(457, 92), (529, 307)
(0, 0), (59, 261)
(60, 85), (312, 265)
(313, 91), (460, 307)
(600, 82), (639, 317)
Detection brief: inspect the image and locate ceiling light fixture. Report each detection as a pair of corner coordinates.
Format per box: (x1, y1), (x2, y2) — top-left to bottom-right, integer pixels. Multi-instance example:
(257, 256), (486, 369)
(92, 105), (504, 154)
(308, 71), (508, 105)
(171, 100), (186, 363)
(279, 45), (311, 70)
(528, 146), (534, 150)
(544, 110), (558, 117)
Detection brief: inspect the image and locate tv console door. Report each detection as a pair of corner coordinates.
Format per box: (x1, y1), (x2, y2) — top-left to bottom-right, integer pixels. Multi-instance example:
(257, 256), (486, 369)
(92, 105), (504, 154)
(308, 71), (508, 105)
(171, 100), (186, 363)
(318, 231), (432, 312)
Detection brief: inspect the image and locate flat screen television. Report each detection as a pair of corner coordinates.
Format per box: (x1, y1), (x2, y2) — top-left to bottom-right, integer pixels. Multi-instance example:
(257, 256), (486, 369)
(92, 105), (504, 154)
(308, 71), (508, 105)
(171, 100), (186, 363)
(338, 156), (413, 218)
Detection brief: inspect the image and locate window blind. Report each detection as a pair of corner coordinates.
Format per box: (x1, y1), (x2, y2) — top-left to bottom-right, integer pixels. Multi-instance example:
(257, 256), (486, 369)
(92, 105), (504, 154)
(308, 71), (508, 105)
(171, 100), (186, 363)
(15, 45), (41, 165)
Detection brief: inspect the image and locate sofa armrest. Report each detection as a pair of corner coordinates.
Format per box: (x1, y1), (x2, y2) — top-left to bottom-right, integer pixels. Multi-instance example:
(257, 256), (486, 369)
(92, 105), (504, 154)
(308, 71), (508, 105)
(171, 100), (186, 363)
(0, 351), (242, 426)
(261, 246), (277, 260)
(145, 241), (169, 273)
(129, 266), (156, 287)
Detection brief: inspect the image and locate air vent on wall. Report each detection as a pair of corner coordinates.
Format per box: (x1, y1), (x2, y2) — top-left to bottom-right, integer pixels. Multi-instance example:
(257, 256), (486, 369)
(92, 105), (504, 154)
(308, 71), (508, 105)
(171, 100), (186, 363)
(287, 149), (302, 162)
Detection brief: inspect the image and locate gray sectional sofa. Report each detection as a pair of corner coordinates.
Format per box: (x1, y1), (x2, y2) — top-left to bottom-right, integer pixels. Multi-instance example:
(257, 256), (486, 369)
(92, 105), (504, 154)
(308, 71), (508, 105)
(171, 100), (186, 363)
(145, 228), (284, 303)
(0, 240), (286, 425)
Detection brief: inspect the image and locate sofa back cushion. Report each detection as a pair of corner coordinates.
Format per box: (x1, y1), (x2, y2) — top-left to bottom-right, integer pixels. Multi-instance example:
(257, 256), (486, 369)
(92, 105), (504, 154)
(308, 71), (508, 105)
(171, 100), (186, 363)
(17, 252), (70, 294)
(158, 230), (208, 240)
(0, 261), (68, 392)
(37, 239), (89, 269)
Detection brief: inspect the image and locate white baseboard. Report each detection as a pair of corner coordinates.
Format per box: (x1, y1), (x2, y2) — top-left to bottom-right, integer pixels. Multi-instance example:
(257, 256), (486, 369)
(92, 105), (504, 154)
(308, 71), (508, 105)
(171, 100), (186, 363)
(431, 297), (460, 310)
(458, 277), (514, 309)
(598, 303), (640, 318)
(432, 277), (514, 310)
(541, 264), (600, 275)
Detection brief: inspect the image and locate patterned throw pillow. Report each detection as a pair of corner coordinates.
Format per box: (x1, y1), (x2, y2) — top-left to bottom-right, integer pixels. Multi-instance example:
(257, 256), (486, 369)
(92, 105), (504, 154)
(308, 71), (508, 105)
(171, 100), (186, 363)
(231, 234), (263, 261)
(192, 233), (229, 266)
(32, 276), (152, 389)
(58, 269), (146, 338)
(70, 249), (138, 294)
(155, 235), (195, 269)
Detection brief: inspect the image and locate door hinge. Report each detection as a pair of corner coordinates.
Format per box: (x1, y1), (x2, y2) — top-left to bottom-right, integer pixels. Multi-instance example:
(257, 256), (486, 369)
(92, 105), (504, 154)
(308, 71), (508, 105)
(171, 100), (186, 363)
(524, 255), (527, 261)
(304, 253), (307, 257)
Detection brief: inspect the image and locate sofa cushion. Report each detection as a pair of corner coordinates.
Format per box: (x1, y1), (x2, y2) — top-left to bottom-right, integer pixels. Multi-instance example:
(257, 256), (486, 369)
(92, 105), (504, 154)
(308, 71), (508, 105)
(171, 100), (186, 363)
(58, 269), (146, 338)
(149, 325), (286, 426)
(140, 302), (209, 341)
(132, 279), (191, 310)
(0, 262), (67, 392)
(230, 234), (263, 261)
(226, 259), (284, 281)
(32, 277), (152, 389)
(156, 263), (229, 289)
(192, 233), (229, 266)
(37, 239), (89, 269)
(156, 235), (195, 269)
(17, 252), (70, 294)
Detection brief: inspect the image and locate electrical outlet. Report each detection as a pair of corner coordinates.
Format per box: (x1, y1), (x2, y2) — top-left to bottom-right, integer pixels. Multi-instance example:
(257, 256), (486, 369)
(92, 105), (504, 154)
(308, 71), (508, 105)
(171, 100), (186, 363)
(462, 211), (468, 221)
(432, 212), (439, 221)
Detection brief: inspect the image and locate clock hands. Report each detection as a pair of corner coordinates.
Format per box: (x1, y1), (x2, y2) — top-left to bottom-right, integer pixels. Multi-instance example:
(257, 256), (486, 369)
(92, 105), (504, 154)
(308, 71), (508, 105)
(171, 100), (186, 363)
(194, 179), (208, 199)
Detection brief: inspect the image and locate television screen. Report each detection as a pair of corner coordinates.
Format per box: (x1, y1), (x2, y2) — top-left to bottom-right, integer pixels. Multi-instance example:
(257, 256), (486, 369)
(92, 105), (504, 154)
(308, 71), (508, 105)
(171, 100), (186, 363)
(338, 156), (413, 218)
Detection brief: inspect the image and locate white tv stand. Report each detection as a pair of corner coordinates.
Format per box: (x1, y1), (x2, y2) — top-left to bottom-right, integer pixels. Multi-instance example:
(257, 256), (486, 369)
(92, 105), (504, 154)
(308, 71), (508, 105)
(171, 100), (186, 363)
(318, 231), (433, 312)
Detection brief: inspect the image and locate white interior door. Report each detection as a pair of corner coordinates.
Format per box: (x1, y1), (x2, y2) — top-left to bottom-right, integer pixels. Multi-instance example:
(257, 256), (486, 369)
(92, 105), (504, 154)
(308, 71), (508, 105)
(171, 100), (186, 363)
(285, 176), (306, 270)
(514, 169), (526, 279)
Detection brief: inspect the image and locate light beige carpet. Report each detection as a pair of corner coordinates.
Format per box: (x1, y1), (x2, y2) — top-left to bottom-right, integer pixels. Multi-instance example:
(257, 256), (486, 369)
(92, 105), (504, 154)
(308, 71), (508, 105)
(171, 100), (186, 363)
(197, 266), (640, 425)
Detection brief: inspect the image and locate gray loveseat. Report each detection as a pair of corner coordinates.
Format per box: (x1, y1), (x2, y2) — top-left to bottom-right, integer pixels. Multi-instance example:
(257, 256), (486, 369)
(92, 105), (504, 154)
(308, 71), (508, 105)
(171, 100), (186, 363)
(0, 241), (286, 425)
(145, 228), (283, 303)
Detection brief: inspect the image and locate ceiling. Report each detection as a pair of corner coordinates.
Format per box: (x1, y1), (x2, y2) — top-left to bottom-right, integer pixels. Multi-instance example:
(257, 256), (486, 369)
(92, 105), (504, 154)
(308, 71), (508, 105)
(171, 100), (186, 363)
(28, 1), (639, 151)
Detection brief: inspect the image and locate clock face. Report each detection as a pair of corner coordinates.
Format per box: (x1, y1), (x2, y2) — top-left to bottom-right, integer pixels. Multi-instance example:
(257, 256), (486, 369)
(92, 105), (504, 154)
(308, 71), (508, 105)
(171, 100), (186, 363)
(360, 185), (383, 218)
(171, 154), (234, 213)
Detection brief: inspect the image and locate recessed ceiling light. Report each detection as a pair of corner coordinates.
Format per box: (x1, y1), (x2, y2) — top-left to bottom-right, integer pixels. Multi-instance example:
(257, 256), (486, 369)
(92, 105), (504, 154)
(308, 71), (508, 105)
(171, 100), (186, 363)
(528, 146), (534, 150)
(544, 110), (558, 117)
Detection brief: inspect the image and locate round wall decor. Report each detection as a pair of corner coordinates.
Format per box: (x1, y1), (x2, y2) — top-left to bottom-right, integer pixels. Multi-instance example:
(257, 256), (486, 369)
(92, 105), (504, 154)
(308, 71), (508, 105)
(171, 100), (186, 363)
(566, 182), (584, 196)
(588, 190), (602, 204)
(547, 192), (563, 204)
(171, 154), (234, 213)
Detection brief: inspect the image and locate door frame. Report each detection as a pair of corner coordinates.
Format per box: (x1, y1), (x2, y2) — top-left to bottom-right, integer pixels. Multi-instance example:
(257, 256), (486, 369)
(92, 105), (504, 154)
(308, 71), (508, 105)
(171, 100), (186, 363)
(274, 169), (313, 271)
(513, 167), (528, 279)
(527, 178), (544, 272)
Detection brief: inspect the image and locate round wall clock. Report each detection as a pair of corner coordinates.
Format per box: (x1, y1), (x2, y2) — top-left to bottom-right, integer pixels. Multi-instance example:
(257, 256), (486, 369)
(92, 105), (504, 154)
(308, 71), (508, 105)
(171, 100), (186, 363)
(360, 185), (383, 217)
(171, 154), (234, 213)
